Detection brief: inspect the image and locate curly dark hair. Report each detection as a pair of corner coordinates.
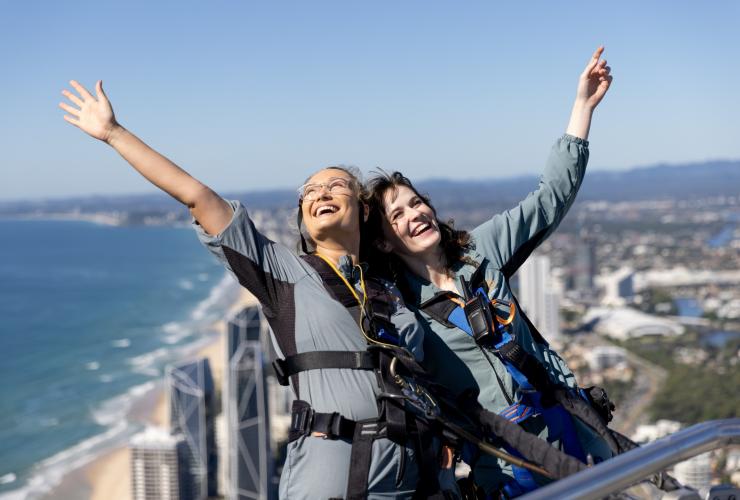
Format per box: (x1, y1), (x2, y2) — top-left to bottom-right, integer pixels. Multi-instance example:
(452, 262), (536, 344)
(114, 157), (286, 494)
(363, 170), (473, 282)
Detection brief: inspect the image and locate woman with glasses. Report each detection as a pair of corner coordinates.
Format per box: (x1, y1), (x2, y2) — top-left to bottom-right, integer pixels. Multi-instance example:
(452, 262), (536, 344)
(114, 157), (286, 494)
(59, 82), (457, 499)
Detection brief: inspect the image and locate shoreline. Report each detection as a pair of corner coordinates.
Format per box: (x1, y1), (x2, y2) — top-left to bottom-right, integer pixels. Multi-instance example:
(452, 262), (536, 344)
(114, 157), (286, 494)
(41, 287), (255, 500)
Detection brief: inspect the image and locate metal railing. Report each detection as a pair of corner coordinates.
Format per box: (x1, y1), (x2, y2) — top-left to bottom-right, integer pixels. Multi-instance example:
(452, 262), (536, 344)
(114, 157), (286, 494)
(520, 418), (740, 500)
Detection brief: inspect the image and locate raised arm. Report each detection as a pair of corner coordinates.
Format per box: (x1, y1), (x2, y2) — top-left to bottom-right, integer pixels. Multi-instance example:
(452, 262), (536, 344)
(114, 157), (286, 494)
(59, 80), (232, 235)
(472, 47), (613, 274)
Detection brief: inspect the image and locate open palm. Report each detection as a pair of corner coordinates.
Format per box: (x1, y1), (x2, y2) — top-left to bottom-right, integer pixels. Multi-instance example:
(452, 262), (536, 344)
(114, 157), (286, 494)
(59, 80), (117, 142)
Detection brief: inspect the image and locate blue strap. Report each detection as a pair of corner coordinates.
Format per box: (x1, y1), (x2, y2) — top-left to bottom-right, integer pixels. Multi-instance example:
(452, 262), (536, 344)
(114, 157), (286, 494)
(448, 306), (472, 335)
(542, 405), (587, 463)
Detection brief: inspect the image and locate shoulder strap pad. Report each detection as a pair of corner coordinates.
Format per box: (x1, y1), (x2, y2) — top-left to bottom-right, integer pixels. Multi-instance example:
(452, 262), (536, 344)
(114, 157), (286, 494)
(301, 254), (357, 307)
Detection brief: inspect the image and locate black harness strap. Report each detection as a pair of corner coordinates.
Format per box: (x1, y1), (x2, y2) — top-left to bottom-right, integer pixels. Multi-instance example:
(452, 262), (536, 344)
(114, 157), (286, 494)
(301, 253), (358, 306)
(346, 419), (382, 500)
(273, 350), (376, 386)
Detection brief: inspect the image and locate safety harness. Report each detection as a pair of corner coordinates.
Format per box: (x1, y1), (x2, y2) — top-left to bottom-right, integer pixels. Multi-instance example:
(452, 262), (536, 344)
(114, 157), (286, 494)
(271, 254), (673, 499)
(417, 261), (680, 496)
(272, 254), (449, 500)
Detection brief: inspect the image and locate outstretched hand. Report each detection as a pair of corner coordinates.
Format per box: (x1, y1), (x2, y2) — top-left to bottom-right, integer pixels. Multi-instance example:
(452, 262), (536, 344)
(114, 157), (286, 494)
(576, 46), (613, 110)
(59, 80), (119, 142)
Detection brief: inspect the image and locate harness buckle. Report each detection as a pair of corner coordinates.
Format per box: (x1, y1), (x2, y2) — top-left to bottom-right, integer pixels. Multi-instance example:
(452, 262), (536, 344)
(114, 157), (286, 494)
(324, 412), (343, 439)
(293, 405), (314, 437)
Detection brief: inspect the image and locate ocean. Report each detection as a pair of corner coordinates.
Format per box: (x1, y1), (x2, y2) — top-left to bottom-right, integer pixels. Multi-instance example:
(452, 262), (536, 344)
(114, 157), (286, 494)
(0, 219), (241, 499)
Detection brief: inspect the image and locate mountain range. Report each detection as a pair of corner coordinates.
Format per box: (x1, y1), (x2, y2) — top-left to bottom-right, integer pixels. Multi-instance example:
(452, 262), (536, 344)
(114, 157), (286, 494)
(1, 160), (737, 217)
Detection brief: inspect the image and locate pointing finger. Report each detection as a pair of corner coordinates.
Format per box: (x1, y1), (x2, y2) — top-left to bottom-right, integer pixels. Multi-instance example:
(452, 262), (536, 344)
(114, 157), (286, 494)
(69, 80), (94, 101)
(62, 89), (83, 108)
(583, 46), (605, 75)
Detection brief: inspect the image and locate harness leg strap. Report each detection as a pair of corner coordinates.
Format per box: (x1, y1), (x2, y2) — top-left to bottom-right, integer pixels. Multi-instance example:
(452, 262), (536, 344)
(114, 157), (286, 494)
(345, 419), (380, 500)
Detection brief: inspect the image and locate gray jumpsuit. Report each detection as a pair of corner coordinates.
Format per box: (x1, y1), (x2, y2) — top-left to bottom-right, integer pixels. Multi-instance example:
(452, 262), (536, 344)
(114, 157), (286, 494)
(193, 201), (428, 499)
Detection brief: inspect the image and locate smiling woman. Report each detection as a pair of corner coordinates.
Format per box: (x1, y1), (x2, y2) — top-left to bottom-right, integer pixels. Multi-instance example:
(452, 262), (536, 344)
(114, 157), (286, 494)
(58, 81), (458, 498)
(362, 47), (623, 497)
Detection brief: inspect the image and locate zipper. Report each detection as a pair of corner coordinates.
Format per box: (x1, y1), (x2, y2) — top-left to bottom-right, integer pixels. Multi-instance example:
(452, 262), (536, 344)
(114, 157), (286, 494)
(478, 345), (514, 405)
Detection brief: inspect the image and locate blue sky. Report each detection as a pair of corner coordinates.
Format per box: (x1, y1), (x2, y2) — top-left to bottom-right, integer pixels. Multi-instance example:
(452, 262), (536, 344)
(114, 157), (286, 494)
(2, 1), (738, 200)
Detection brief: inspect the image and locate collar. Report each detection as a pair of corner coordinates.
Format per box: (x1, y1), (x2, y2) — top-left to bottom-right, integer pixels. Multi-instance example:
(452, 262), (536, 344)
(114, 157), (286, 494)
(403, 250), (487, 305)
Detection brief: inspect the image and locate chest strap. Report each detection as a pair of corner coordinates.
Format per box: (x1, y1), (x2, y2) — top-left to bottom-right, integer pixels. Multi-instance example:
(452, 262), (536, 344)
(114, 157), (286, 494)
(273, 350), (377, 386)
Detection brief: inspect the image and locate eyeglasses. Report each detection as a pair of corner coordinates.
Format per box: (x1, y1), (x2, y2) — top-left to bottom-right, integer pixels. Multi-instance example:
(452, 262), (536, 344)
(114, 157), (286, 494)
(297, 177), (355, 201)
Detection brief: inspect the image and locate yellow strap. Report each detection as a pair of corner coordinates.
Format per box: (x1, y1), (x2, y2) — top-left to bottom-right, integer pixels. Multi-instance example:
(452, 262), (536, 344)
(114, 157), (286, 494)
(314, 253), (395, 348)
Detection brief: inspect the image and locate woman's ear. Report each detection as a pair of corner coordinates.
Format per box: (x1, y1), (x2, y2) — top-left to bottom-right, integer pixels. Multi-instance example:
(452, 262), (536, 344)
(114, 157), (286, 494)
(362, 203), (370, 223)
(374, 239), (393, 253)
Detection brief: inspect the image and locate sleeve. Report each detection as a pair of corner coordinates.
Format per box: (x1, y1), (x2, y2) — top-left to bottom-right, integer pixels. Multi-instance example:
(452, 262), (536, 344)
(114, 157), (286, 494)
(470, 134), (589, 276)
(192, 199), (305, 318)
(378, 280), (426, 362)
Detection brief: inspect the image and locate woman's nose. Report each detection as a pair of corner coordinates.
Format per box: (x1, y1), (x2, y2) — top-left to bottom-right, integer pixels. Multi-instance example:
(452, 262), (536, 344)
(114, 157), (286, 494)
(316, 185), (332, 199)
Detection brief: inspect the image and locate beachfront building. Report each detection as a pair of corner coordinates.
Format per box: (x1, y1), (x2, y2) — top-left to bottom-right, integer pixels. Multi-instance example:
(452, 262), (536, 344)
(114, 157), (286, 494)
(227, 340), (275, 499)
(518, 254), (562, 343)
(167, 358), (218, 500)
(583, 307), (685, 340)
(130, 427), (187, 500)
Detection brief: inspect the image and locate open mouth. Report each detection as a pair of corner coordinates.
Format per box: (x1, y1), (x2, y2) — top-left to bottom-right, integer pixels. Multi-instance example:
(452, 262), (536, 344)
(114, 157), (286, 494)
(411, 222), (433, 237)
(315, 204), (339, 217)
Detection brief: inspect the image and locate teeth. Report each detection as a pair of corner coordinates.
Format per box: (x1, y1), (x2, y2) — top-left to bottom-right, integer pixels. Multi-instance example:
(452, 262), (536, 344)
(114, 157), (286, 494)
(413, 223), (430, 236)
(317, 206), (337, 216)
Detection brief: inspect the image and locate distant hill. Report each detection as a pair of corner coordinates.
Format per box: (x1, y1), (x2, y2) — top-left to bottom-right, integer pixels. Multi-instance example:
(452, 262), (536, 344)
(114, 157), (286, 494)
(1, 160), (737, 216)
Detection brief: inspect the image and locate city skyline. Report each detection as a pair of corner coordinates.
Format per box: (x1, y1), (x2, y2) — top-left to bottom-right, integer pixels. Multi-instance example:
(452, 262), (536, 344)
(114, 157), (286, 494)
(2, 1), (739, 199)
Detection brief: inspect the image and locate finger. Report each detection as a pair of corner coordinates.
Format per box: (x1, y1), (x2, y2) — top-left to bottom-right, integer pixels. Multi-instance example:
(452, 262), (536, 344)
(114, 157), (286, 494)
(583, 46), (605, 74)
(69, 80), (94, 101)
(590, 59), (607, 77)
(59, 102), (81, 116)
(62, 114), (80, 126)
(96, 80), (108, 102)
(61, 89), (84, 107)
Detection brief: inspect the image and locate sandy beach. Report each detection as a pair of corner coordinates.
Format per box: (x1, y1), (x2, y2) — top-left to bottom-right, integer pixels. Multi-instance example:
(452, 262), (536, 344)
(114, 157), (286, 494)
(51, 287), (256, 500)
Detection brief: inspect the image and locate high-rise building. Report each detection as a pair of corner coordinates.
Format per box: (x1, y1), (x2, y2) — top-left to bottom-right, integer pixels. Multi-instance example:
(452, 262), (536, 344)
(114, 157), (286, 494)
(130, 427), (187, 500)
(518, 255), (562, 342)
(228, 340), (274, 499)
(167, 358), (218, 500)
(573, 237), (597, 294)
(673, 452), (713, 491)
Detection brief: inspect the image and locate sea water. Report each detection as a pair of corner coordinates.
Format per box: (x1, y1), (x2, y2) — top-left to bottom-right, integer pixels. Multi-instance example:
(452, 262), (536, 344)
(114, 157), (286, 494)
(0, 219), (241, 498)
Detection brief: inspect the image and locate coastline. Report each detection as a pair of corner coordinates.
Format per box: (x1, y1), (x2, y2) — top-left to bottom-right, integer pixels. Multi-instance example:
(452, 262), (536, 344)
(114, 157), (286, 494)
(43, 287), (255, 500)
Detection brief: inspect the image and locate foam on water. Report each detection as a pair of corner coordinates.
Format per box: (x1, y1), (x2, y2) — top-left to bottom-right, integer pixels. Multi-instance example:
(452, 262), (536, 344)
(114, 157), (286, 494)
(161, 321), (192, 344)
(191, 273), (236, 321)
(91, 381), (157, 426)
(178, 278), (194, 290)
(0, 420), (131, 500)
(1, 264), (241, 498)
